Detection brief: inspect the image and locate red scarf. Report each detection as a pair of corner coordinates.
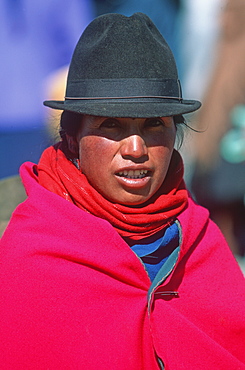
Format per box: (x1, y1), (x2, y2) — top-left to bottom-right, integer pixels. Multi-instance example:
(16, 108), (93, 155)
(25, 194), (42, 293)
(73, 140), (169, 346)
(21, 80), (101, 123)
(37, 143), (188, 240)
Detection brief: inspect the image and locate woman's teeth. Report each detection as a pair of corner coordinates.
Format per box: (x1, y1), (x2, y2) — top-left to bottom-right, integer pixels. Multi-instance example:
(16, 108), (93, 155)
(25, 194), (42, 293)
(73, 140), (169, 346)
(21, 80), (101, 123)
(117, 169), (148, 179)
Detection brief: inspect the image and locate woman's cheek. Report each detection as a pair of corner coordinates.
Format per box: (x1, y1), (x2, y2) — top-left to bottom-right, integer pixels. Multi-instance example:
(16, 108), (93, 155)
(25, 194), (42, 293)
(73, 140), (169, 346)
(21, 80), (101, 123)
(79, 136), (115, 176)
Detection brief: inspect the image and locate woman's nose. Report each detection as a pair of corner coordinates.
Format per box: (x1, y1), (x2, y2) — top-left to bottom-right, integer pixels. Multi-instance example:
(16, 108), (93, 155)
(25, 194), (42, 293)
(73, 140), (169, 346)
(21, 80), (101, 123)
(120, 135), (148, 159)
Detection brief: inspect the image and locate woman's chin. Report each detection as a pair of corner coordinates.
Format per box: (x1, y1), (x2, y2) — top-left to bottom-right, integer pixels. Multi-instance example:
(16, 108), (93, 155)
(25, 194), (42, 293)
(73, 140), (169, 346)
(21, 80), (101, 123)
(107, 190), (153, 207)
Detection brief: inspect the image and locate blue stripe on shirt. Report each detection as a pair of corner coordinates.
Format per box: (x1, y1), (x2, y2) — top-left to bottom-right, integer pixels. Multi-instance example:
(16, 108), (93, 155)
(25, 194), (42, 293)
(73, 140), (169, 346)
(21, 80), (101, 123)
(130, 223), (179, 281)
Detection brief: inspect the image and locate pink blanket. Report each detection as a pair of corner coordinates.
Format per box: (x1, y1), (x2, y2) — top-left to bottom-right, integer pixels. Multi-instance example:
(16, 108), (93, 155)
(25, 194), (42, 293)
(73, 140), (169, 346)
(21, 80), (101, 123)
(0, 162), (244, 369)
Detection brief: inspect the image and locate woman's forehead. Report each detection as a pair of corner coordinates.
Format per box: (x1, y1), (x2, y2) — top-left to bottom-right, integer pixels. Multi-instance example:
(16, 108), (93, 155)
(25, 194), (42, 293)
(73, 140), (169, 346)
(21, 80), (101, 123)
(83, 115), (172, 123)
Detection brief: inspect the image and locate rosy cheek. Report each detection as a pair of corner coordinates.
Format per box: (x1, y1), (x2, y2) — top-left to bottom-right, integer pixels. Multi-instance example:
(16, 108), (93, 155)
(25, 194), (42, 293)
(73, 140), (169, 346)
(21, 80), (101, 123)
(79, 137), (113, 166)
(94, 141), (113, 157)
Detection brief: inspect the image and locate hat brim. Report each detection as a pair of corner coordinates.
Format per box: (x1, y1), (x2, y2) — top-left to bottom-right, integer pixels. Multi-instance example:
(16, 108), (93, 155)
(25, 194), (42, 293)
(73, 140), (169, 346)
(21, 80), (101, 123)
(43, 99), (201, 118)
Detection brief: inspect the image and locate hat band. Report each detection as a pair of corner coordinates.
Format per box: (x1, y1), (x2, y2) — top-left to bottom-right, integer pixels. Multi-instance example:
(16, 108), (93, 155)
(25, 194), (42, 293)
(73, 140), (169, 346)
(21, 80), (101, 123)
(65, 78), (182, 101)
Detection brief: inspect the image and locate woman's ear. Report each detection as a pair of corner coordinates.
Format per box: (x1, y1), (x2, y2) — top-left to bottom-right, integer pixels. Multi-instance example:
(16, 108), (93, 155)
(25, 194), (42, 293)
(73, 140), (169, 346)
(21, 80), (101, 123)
(66, 135), (79, 156)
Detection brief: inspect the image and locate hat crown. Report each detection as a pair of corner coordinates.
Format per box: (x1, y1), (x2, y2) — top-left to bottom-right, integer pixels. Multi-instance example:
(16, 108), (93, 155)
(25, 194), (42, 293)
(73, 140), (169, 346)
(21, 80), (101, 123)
(43, 12), (201, 117)
(67, 12), (178, 83)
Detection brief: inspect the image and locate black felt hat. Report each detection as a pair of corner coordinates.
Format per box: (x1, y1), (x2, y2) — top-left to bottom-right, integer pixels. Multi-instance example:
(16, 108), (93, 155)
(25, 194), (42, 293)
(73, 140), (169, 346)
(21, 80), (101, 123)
(44, 12), (201, 117)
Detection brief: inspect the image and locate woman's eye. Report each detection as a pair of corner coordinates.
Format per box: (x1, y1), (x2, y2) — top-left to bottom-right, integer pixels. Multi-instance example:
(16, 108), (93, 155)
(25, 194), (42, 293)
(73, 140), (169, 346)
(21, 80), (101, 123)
(145, 118), (164, 128)
(100, 118), (120, 129)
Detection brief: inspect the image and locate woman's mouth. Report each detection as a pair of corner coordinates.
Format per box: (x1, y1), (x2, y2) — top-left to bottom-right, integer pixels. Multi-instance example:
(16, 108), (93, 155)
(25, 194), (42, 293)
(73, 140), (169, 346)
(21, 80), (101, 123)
(116, 169), (149, 179)
(115, 169), (152, 189)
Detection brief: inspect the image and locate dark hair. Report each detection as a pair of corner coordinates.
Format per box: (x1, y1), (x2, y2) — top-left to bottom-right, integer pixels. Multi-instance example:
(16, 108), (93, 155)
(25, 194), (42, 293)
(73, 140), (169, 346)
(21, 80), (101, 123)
(60, 111), (83, 140)
(174, 115), (186, 148)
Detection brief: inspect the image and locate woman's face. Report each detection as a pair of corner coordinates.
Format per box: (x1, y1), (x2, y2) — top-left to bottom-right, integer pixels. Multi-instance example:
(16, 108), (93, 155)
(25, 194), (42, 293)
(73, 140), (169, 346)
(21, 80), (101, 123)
(75, 115), (176, 205)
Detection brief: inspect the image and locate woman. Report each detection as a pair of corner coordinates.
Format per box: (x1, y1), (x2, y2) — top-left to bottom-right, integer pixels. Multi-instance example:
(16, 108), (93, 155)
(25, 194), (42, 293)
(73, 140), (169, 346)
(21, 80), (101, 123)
(0, 13), (244, 370)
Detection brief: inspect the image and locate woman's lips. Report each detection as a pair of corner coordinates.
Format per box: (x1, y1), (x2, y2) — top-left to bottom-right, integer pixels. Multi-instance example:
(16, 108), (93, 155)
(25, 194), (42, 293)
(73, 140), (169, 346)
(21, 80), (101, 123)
(115, 169), (152, 188)
(117, 169), (149, 179)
